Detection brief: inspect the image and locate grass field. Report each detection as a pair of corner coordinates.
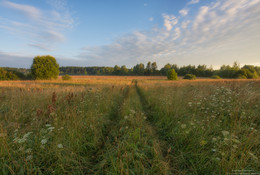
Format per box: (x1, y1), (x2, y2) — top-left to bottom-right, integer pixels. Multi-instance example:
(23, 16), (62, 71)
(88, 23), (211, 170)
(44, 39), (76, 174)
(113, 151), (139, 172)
(0, 76), (259, 174)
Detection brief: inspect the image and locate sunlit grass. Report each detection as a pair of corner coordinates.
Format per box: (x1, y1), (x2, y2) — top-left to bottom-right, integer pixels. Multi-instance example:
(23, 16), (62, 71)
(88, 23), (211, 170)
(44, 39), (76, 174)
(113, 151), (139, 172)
(0, 77), (259, 174)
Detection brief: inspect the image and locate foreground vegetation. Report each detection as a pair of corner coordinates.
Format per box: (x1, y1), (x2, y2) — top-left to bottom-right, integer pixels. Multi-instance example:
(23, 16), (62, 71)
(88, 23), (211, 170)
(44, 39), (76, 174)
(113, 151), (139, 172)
(0, 77), (259, 174)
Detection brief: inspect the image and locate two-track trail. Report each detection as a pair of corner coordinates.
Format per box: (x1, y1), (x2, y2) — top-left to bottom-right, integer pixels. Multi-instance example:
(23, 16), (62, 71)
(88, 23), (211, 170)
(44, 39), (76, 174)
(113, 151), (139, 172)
(91, 80), (173, 175)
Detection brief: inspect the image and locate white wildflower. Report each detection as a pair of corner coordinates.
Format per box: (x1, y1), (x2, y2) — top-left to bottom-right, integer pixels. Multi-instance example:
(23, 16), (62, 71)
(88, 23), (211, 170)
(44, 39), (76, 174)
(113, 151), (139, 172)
(25, 148), (32, 153)
(181, 124), (187, 129)
(26, 155), (32, 161)
(41, 139), (48, 145)
(57, 144), (63, 149)
(222, 131), (230, 137)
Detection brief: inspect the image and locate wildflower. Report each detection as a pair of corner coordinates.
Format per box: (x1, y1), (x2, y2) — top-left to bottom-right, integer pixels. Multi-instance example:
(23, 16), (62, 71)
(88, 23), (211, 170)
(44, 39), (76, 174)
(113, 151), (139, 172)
(181, 124), (187, 129)
(25, 148), (32, 153)
(212, 149), (216, 152)
(143, 116), (147, 120)
(200, 140), (207, 146)
(57, 144), (63, 149)
(26, 155), (32, 161)
(232, 145), (238, 149)
(23, 132), (33, 139)
(17, 138), (27, 144)
(41, 139), (48, 145)
(221, 131), (230, 137)
(48, 127), (55, 130)
(212, 138), (217, 142)
(232, 138), (241, 144)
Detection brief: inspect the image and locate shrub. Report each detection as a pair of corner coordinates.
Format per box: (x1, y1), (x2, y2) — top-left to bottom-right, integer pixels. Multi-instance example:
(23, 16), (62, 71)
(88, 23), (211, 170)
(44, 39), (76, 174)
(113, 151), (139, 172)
(236, 75), (247, 79)
(31, 55), (59, 80)
(183, 74), (196, 80)
(62, 74), (72, 80)
(167, 69), (178, 80)
(211, 75), (222, 79)
(0, 68), (19, 80)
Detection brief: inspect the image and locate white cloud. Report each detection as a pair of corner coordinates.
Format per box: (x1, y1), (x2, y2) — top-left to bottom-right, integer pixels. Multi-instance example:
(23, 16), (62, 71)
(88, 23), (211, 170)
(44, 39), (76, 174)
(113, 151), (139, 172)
(179, 8), (189, 16)
(181, 20), (191, 29)
(188, 0), (200, 5)
(193, 6), (209, 29)
(149, 17), (154, 21)
(0, 0), (73, 51)
(78, 0), (260, 68)
(2, 0), (41, 20)
(162, 13), (178, 31)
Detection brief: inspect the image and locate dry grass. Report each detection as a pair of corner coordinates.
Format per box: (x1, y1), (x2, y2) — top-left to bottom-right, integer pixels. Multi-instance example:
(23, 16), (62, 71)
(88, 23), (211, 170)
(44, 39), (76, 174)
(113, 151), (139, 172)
(0, 76), (259, 174)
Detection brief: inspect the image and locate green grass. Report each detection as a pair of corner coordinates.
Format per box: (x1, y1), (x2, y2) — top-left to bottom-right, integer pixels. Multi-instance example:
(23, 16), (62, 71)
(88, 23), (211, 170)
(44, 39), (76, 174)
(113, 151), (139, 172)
(0, 79), (259, 174)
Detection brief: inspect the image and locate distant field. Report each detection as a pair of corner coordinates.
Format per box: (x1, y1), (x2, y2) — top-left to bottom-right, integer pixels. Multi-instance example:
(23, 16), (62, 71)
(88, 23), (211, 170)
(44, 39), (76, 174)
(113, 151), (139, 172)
(0, 77), (259, 174)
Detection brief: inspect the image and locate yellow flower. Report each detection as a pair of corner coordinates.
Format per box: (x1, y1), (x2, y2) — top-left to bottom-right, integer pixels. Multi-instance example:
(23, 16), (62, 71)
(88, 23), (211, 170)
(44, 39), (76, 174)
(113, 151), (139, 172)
(200, 140), (207, 146)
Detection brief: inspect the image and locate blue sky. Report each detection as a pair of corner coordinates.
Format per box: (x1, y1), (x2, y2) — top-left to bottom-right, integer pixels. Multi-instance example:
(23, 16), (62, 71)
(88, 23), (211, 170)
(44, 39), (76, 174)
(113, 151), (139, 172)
(0, 0), (260, 68)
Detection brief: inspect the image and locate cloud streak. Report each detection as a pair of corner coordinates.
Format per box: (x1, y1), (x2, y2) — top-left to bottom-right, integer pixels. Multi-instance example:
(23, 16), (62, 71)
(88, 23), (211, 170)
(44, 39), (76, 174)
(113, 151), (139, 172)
(79, 0), (260, 68)
(0, 0), (74, 51)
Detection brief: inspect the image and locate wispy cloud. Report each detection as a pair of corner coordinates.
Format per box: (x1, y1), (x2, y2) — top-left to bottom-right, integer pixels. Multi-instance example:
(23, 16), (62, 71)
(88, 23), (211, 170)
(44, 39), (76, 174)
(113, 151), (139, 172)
(3, 0), (41, 20)
(188, 0), (200, 5)
(179, 8), (189, 16)
(162, 13), (178, 31)
(0, 0), (74, 51)
(79, 0), (260, 68)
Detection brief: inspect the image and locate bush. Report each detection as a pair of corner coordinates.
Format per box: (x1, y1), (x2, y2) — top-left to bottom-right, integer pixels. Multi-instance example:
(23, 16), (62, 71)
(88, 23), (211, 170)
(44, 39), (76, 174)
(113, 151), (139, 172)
(236, 75), (247, 79)
(0, 68), (19, 80)
(211, 75), (222, 79)
(167, 69), (178, 80)
(62, 74), (72, 80)
(184, 74), (196, 80)
(31, 55), (59, 80)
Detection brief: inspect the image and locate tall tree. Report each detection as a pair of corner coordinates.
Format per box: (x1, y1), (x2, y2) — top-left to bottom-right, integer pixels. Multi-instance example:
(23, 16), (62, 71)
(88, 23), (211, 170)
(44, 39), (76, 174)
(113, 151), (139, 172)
(31, 55), (59, 80)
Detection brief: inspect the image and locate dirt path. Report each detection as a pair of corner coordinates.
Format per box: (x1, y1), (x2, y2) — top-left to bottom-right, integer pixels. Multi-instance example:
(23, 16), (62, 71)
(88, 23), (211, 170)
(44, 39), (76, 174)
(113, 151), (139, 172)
(91, 82), (172, 174)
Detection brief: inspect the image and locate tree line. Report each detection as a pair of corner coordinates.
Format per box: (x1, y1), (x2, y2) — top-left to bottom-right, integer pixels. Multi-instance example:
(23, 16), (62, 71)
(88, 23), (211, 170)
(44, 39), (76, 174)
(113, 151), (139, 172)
(60, 61), (260, 79)
(0, 55), (259, 80)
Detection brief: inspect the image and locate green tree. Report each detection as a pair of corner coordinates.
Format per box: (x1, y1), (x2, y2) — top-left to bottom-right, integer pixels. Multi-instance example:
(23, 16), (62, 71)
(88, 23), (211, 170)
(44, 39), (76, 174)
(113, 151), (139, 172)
(113, 65), (121, 75)
(31, 55), (59, 80)
(151, 62), (158, 75)
(145, 61), (152, 75)
(167, 69), (178, 80)
(120, 65), (129, 75)
(160, 63), (172, 75)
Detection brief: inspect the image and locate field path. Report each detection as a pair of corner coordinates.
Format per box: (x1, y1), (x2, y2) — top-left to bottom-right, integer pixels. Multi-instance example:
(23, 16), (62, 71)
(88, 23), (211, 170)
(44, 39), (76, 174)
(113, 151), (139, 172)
(91, 81), (172, 174)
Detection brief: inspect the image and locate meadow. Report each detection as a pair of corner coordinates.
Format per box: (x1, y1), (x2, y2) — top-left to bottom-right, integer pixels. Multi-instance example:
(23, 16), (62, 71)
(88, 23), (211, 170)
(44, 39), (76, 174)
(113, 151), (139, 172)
(0, 76), (259, 174)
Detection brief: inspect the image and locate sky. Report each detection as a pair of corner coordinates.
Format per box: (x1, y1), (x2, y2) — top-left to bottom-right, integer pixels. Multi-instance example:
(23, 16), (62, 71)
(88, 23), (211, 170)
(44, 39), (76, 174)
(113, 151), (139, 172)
(0, 0), (260, 69)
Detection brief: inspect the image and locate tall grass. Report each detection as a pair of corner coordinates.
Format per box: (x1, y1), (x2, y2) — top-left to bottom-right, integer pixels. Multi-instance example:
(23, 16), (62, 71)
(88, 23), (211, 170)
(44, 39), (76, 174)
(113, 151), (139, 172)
(0, 78), (259, 174)
(137, 80), (260, 174)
